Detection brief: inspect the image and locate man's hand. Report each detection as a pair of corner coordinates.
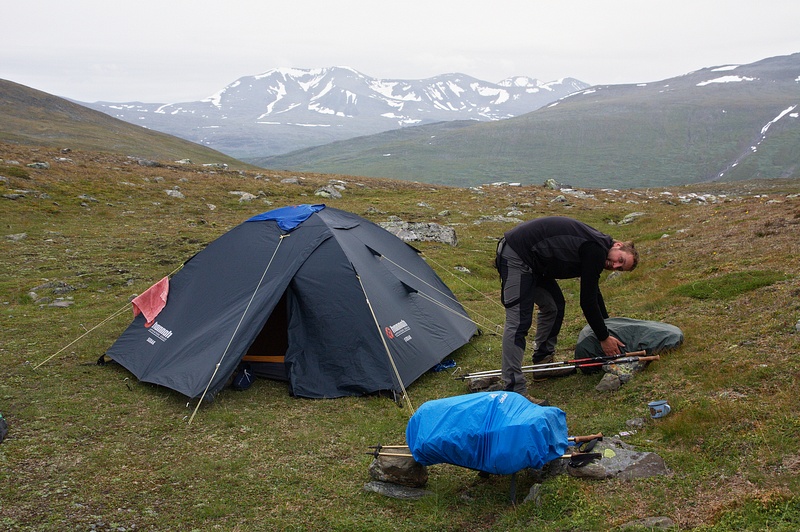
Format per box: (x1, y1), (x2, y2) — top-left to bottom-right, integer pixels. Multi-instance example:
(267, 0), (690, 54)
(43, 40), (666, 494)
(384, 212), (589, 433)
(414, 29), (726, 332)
(600, 336), (626, 356)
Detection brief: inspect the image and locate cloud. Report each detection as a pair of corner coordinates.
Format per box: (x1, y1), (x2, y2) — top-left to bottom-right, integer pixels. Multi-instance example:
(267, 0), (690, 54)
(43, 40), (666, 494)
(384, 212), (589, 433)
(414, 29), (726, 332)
(3, 0), (799, 102)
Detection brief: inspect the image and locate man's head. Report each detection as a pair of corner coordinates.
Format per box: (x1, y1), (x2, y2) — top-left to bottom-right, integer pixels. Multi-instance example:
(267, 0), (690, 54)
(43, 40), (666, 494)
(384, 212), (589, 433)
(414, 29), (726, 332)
(605, 241), (638, 271)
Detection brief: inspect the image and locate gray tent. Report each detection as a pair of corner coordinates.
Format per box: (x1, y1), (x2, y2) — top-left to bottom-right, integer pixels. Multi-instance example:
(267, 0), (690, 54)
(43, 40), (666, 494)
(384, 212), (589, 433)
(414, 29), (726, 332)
(106, 204), (476, 400)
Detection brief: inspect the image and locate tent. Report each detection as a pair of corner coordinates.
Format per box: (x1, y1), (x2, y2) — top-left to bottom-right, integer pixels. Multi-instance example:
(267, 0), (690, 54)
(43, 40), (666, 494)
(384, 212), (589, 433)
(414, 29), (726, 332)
(105, 204), (476, 400)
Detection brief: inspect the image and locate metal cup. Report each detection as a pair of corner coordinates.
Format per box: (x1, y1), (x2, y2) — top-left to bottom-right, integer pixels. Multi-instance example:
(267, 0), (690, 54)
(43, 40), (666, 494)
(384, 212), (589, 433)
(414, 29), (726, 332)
(648, 400), (671, 419)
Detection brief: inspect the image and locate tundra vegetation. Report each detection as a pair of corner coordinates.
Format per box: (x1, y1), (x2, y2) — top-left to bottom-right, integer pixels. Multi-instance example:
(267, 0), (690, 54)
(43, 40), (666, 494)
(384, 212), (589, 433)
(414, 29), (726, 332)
(1, 141), (799, 530)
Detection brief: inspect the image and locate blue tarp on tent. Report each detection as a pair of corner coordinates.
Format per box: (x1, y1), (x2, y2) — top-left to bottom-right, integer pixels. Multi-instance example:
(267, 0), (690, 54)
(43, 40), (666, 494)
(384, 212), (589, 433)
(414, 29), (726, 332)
(246, 204), (325, 231)
(406, 392), (569, 475)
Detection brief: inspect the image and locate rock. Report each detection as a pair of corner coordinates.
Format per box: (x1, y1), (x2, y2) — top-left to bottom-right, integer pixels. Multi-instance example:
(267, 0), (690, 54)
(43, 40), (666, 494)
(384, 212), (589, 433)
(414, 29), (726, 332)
(562, 188), (595, 200)
(379, 220), (458, 246)
(229, 191), (257, 202)
(165, 190), (185, 199)
(314, 185), (342, 199)
(368, 451), (428, 487)
(134, 158), (163, 167)
(363, 481), (432, 500)
(567, 439), (669, 480)
(595, 373), (621, 391)
(626, 417), (647, 429)
(5, 233), (27, 241)
(26, 162), (50, 169)
(523, 483), (543, 506)
(603, 359), (650, 384)
(48, 300), (74, 308)
(619, 212), (646, 224)
(620, 516), (676, 529)
(473, 215), (523, 225)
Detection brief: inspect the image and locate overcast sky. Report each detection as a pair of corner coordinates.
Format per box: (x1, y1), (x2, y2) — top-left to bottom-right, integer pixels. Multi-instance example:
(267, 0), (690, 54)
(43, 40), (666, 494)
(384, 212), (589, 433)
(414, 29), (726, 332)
(4, 1), (799, 103)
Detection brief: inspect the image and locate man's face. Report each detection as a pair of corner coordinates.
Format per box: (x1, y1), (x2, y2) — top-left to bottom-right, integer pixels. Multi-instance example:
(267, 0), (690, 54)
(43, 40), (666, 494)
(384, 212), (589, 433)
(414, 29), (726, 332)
(605, 247), (635, 271)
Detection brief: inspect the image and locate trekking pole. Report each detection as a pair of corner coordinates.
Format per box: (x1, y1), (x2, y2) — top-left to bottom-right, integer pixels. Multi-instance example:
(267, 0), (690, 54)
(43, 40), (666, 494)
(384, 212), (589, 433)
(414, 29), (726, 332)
(456, 350), (649, 380)
(568, 432), (603, 444)
(561, 452), (602, 468)
(568, 433), (603, 454)
(366, 444), (413, 459)
(565, 354), (659, 371)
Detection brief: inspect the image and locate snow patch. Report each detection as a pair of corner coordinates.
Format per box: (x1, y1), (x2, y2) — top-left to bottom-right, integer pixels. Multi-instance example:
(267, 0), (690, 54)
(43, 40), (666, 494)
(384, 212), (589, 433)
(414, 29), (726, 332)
(710, 64), (740, 72)
(696, 75), (756, 87)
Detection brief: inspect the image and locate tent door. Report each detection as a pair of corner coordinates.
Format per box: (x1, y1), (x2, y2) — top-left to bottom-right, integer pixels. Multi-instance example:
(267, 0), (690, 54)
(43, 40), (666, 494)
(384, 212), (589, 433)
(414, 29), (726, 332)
(242, 292), (289, 381)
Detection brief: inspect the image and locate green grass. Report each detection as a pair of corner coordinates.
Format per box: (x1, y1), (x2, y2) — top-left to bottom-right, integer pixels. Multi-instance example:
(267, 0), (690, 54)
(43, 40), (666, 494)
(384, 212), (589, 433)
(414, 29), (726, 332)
(670, 270), (790, 300)
(2, 141), (800, 530)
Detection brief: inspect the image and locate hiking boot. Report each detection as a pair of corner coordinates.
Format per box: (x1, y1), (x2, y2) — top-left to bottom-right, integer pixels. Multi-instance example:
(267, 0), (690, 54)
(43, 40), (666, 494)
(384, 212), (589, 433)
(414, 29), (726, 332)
(532, 352), (576, 380)
(467, 375), (501, 392)
(483, 380), (506, 392)
(524, 394), (549, 406)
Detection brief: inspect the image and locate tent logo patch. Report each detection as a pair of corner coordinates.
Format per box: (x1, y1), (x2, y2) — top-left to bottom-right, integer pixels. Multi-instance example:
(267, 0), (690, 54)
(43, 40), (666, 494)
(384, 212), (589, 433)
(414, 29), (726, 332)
(385, 319), (411, 340)
(148, 321), (173, 342)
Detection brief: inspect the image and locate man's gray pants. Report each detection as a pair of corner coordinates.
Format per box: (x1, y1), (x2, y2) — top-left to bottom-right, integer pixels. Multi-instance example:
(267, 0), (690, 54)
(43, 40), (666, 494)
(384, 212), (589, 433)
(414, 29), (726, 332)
(497, 240), (564, 394)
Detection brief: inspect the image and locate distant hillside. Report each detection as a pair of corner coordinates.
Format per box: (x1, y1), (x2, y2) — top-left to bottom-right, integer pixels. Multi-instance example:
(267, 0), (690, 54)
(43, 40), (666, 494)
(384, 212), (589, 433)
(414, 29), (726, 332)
(79, 67), (589, 159)
(0, 79), (247, 168)
(255, 54), (800, 189)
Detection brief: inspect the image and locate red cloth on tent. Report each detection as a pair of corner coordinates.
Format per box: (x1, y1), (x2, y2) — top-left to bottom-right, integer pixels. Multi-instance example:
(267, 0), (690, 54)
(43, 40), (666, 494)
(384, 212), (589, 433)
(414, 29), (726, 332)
(132, 276), (169, 327)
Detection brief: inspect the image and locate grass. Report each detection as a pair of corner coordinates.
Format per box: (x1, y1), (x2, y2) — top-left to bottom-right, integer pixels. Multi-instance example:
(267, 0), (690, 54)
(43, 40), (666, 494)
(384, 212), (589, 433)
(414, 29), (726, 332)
(670, 271), (789, 300)
(2, 141), (800, 530)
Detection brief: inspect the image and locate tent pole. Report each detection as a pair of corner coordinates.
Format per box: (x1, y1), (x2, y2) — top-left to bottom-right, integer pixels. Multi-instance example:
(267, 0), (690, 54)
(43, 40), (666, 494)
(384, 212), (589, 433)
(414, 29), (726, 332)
(356, 274), (415, 414)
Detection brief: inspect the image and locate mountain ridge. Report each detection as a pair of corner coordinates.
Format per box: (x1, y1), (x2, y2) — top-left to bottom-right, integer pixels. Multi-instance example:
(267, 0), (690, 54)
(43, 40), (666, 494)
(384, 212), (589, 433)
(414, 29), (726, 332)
(80, 67), (589, 159)
(256, 54), (800, 189)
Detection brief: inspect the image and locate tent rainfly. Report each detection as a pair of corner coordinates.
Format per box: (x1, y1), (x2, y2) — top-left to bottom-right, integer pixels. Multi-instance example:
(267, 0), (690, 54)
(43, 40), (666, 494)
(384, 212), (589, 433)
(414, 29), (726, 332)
(105, 204), (476, 400)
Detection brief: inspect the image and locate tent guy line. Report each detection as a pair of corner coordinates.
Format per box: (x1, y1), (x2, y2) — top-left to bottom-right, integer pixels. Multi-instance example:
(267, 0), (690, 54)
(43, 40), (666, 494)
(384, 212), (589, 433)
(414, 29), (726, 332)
(33, 262), (186, 370)
(419, 252), (506, 332)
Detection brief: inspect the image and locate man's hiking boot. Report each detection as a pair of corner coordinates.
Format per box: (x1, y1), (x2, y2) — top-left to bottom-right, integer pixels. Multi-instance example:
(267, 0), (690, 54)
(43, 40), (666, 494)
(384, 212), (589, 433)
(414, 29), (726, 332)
(532, 352), (576, 380)
(524, 394), (549, 406)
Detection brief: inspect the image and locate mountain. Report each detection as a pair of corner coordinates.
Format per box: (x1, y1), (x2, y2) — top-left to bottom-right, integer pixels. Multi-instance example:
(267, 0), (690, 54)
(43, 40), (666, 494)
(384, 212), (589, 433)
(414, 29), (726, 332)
(256, 54), (800, 189)
(80, 67), (589, 159)
(0, 79), (247, 167)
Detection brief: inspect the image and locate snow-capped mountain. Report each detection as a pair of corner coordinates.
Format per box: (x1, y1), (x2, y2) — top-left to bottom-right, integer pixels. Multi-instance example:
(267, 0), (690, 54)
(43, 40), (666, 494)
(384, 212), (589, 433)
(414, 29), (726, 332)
(81, 67), (589, 159)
